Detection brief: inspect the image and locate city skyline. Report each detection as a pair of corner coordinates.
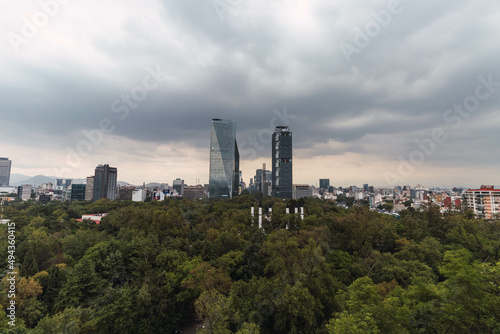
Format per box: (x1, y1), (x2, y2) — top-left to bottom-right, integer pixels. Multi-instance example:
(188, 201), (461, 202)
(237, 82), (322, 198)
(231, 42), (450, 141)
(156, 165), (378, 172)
(2, 1), (499, 187)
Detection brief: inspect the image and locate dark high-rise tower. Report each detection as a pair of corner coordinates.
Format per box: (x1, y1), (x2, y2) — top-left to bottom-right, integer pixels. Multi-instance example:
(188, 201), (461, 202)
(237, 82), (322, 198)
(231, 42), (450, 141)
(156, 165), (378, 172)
(320, 179), (330, 190)
(209, 119), (239, 199)
(0, 158), (12, 186)
(92, 164), (117, 201)
(272, 126), (292, 199)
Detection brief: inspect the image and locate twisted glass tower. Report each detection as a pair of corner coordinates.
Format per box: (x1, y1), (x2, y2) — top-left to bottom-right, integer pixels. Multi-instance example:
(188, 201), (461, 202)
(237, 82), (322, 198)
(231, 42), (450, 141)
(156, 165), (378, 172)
(209, 119), (239, 199)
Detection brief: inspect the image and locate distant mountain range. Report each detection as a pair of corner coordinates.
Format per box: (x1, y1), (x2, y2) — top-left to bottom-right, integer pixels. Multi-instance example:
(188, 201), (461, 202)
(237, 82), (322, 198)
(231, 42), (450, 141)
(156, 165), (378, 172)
(8, 174), (480, 190)
(9, 174), (131, 187)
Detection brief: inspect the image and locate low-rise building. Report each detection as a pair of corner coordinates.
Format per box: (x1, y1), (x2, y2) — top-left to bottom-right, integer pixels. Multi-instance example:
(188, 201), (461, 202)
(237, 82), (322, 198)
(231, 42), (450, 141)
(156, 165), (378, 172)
(78, 213), (109, 224)
(293, 184), (312, 199)
(132, 189), (147, 202)
(184, 185), (206, 200)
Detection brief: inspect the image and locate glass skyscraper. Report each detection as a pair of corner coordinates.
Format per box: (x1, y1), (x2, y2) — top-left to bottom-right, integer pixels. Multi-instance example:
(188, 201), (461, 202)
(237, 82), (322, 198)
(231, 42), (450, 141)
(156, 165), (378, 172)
(272, 126), (292, 199)
(320, 179), (330, 190)
(0, 158), (12, 186)
(209, 119), (239, 199)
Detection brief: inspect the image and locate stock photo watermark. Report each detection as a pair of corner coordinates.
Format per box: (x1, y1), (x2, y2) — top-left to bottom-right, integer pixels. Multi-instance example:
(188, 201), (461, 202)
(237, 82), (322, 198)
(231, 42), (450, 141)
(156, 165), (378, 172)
(212, 0), (243, 21)
(239, 107), (296, 160)
(6, 221), (17, 327)
(339, 0), (412, 64)
(384, 74), (500, 185)
(7, 0), (72, 53)
(52, 65), (167, 176)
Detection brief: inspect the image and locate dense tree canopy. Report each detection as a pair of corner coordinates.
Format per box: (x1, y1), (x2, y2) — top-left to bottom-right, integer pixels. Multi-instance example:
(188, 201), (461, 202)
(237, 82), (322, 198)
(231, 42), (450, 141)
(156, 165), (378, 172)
(0, 197), (499, 333)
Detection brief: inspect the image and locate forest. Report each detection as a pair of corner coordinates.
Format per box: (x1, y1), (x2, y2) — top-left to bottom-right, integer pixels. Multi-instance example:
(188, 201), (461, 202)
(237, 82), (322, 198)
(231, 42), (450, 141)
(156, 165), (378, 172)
(0, 195), (499, 333)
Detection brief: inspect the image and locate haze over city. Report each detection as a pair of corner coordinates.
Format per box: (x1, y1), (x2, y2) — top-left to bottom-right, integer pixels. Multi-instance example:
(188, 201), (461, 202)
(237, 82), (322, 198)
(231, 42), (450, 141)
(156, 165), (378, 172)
(2, 0), (500, 187)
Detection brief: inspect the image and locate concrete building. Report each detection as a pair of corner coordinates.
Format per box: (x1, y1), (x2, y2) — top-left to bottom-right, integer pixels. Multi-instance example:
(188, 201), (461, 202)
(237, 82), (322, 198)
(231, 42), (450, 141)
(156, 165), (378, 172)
(0, 158), (12, 186)
(93, 165), (117, 201)
(254, 169), (263, 193)
(463, 185), (500, 219)
(293, 184), (312, 199)
(18, 184), (32, 201)
(132, 189), (147, 202)
(118, 187), (134, 201)
(272, 126), (293, 199)
(184, 185), (206, 200)
(85, 176), (94, 201)
(173, 178), (184, 196)
(209, 119), (239, 199)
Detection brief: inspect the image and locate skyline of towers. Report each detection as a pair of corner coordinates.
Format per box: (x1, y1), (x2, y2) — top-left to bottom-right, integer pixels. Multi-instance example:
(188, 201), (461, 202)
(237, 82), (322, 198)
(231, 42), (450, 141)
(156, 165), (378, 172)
(92, 164), (117, 201)
(209, 119), (240, 199)
(272, 126), (293, 199)
(0, 158), (12, 187)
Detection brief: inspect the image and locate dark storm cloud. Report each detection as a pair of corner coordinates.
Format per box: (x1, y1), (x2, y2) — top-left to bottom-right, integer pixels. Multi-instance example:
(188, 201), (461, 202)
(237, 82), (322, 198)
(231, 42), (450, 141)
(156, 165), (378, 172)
(1, 0), (500, 171)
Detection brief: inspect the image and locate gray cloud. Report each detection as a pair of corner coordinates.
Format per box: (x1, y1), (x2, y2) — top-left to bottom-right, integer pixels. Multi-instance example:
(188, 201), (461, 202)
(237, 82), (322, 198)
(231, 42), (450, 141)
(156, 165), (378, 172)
(1, 0), (499, 185)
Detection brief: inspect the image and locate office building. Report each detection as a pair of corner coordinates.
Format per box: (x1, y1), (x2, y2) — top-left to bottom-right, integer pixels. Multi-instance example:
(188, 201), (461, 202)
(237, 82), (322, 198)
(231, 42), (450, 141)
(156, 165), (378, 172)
(173, 178), (184, 195)
(118, 187), (134, 201)
(39, 194), (51, 204)
(132, 189), (147, 202)
(293, 184), (312, 200)
(18, 184), (32, 201)
(320, 179), (330, 190)
(254, 169), (263, 193)
(71, 184), (86, 201)
(55, 179), (73, 190)
(463, 185), (500, 219)
(272, 126), (293, 199)
(261, 163), (272, 196)
(85, 176), (94, 201)
(0, 158), (12, 186)
(92, 164), (117, 201)
(209, 119), (239, 199)
(184, 185), (206, 200)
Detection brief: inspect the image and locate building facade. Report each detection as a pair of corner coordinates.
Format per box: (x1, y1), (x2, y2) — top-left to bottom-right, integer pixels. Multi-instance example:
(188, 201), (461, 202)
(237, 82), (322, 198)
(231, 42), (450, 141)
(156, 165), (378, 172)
(18, 184), (32, 201)
(209, 119), (239, 199)
(293, 184), (312, 200)
(55, 179), (73, 190)
(132, 189), (147, 202)
(92, 165), (117, 201)
(272, 126), (292, 199)
(85, 176), (94, 201)
(184, 185), (206, 200)
(463, 186), (500, 219)
(173, 178), (184, 196)
(320, 179), (330, 190)
(254, 169), (263, 193)
(0, 158), (12, 187)
(71, 184), (86, 201)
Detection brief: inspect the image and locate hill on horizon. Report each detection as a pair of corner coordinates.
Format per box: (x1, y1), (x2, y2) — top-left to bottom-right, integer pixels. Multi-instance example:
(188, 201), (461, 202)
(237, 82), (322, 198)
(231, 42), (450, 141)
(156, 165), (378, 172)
(9, 174), (130, 187)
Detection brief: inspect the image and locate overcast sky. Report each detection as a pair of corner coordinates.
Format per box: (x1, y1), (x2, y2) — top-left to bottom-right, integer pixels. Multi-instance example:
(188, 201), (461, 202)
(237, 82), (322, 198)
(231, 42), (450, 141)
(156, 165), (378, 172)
(1, 0), (500, 187)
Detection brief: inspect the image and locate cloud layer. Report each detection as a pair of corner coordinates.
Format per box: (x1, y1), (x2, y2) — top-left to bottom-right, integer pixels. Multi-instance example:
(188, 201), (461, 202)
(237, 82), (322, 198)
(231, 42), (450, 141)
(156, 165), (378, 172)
(1, 0), (499, 187)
